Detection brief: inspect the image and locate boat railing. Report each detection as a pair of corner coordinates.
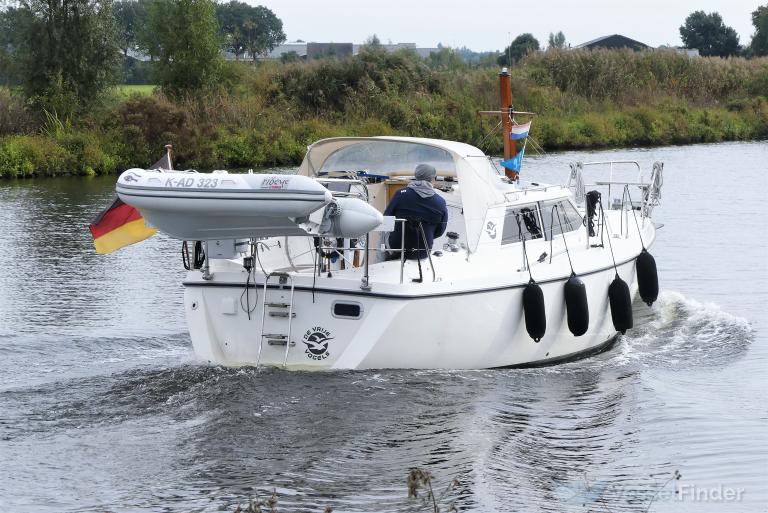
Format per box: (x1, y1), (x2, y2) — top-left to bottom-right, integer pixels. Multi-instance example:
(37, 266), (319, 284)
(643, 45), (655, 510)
(574, 160), (643, 198)
(510, 184), (566, 199)
(568, 160), (663, 218)
(308, 218), (436, 288)
(316, 177), (370, 202)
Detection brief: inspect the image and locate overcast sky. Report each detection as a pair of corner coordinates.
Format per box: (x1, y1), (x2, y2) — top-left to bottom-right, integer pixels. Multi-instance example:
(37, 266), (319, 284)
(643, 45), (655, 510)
(251, 0), (759, 51)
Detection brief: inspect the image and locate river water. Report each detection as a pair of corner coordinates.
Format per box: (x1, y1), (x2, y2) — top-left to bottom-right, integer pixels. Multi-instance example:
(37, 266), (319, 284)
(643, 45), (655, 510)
(0, 141), (766, 513)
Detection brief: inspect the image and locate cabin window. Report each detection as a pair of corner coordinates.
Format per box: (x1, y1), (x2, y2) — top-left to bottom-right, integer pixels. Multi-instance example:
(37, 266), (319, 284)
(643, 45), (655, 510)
(540, 200), (584, 239)
(332, 301), (363, 319)
(319, 140), (456, 176)
(502, 205), (543, 244)
(324, 181), (351, 193)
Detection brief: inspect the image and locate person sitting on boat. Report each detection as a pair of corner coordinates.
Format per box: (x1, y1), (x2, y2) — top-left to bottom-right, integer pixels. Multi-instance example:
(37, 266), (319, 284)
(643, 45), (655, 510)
(384, 163), (448, 260)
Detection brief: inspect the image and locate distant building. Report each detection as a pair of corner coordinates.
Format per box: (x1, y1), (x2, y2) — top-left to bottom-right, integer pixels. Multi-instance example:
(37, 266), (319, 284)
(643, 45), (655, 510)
(307, 42), (354, 60)
(254, 42), (439, 61)
(353, 42), (416, 54)
(575, 34), (650, 51)
(411, 47), (440, 59)
(657, 45), (700, 58)
(350, 42), (438, 57)
(678, 48), (700, 58)
(130, 40), (438, 63)
(264, 42), (308, 60)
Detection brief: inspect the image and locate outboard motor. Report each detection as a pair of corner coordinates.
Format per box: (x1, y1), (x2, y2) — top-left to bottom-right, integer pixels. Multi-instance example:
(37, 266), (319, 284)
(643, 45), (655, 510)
(636, 249), (659, 306)
(318, 197), (383, 238)
(608, 274), (633, 334)
(523, 280), (546, 342)
(564, 274), (589, 337)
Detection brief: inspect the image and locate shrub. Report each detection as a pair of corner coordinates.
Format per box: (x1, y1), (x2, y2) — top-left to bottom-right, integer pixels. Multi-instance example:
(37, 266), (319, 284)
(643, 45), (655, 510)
(0, 88), (34, 135)
(0, 136), (70, 177)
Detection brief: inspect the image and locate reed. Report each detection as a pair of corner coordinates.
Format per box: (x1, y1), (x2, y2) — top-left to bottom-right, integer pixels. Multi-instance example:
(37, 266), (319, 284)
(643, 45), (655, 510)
(520, 48), (768, 104)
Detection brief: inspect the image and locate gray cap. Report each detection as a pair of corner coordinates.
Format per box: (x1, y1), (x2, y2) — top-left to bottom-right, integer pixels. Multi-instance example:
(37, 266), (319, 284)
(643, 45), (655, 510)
(414, 163), (437, 181)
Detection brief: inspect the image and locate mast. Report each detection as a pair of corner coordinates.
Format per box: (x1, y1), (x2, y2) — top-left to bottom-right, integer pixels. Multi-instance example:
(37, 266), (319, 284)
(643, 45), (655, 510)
(499, 68), (517, 181)
(478, 69), (534, 180)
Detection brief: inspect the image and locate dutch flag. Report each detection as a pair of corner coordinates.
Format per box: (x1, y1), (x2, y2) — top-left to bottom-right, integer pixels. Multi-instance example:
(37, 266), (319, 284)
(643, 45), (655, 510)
(509, 121), (531, 140)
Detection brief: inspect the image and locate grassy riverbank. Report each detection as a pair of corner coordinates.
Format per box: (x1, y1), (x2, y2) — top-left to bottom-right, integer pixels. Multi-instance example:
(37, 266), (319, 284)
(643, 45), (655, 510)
(114, 84), (156, 97)
(1, 48), (766, 177)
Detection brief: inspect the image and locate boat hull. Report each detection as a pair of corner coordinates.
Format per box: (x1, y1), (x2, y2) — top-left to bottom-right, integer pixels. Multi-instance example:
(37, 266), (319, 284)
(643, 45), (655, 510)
(182, 257), (639, 370)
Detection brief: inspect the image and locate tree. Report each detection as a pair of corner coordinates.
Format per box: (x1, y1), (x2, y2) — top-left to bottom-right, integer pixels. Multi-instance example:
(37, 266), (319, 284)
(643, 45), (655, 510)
(679, 11), (741, 57)
(0, 7), (21, 85)
(364, 33), (381, 48)
(11, 0), (120, 114)
(114, 0), (148, 58)
(497, 33), (540, 66)
(139, 0), (223, 96)
(280, 50), (300, 64)
(242, 5), (284, 62)
(428, 47), (466, 70)
(548, 31), (566, 49)
(215, 1), (284, 62)
(216, 0), (248, 59)
(751, 5), (768, 57)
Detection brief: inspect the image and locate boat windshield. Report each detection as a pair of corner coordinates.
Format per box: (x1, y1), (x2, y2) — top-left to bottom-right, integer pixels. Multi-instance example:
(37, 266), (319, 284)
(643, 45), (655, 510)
(318, 140), (456, 176)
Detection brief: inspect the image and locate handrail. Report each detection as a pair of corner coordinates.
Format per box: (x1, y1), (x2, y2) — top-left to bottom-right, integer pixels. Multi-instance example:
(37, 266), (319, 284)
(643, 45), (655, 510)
(146, 168), (199, 174)
(575, 160), (644, 206)
(393, 218), (437, 284)
(315, 177), (367, 184)
(580, 160), (641, 170)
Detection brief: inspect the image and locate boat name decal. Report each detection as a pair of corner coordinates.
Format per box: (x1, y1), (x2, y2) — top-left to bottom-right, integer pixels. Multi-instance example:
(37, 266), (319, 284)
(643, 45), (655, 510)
(261, 177), (291, 190)
(123, 172), (140, 183)
(303, 326), (333, 361)
(162, 177), (220, 188)
(486, 221), (497, 239)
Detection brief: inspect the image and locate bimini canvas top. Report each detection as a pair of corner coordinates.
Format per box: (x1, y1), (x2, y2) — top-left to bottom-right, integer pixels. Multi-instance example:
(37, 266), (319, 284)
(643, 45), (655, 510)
(297, 137), (507, 253)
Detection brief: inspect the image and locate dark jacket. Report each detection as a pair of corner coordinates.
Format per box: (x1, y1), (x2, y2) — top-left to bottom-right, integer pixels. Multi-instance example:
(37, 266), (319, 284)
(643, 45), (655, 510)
(384, 187), (448, 259)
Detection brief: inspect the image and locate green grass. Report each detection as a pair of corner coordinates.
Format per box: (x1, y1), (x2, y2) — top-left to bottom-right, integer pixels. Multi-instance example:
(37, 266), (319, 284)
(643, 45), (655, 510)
(114, 84), (156, 97)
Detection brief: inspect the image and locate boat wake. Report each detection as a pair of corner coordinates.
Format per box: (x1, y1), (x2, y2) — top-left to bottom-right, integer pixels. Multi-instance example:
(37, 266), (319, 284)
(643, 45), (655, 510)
(616, 290), (753, 368)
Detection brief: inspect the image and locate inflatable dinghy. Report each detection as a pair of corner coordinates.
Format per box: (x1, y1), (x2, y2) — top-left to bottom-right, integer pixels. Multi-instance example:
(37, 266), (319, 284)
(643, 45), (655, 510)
(116, 169), (382, 240)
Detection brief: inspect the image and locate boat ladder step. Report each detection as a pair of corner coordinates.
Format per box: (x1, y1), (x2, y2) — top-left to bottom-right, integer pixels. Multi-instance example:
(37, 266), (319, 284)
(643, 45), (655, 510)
(267, 338), (295, 347)
(269, 311), (296, 318)
(257, 272), (295, 368)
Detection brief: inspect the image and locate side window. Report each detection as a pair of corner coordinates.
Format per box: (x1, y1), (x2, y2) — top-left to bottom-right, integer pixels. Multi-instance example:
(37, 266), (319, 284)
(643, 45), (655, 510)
(502, 205), (543, 244)
(541, 200), (584, 239)
(560, 201), (584, 231)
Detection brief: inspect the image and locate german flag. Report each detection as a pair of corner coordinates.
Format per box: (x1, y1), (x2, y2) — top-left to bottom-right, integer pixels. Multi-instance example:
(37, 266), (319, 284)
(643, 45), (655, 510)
(89, 197), (157, 254)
